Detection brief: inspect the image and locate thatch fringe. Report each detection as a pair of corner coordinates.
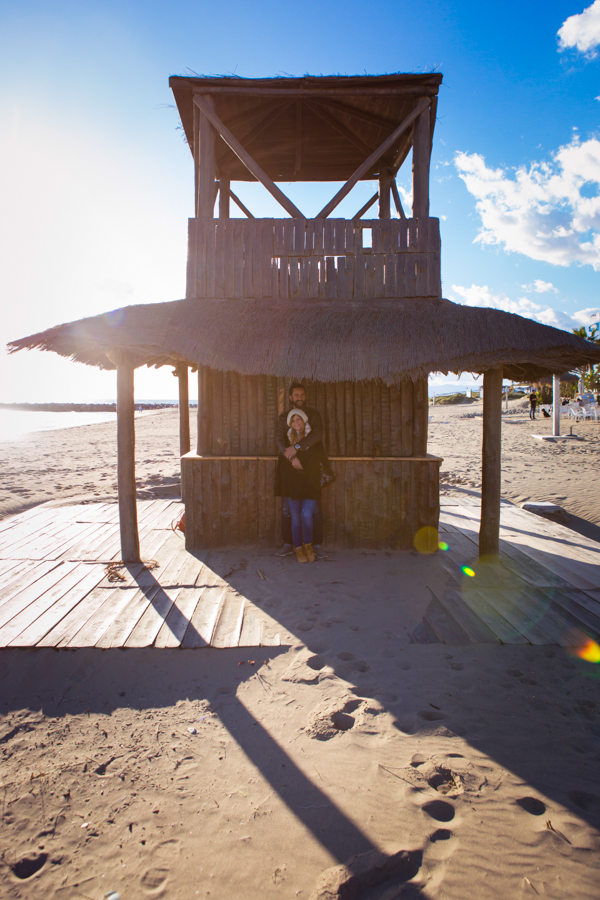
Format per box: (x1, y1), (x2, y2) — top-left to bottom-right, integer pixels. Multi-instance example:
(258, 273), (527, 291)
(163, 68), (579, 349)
(8, 297), (600, 383)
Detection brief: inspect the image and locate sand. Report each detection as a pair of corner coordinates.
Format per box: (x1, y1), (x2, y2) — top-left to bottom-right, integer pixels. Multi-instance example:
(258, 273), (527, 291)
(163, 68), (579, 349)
(1, 402), (600, 899)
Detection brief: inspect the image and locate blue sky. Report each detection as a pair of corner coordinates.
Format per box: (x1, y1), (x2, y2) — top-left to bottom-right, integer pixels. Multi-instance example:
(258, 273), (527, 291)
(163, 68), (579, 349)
(1, 0), (599, 401)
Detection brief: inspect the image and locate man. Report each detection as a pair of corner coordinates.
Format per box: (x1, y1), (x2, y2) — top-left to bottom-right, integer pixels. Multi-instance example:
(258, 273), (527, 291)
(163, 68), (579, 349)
(275, 383), (324, 556)
(529, 390), (537, 420)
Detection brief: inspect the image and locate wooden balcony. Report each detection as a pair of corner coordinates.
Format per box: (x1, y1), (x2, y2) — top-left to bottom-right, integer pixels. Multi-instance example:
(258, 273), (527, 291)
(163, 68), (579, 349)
(186, 216), (441, 301)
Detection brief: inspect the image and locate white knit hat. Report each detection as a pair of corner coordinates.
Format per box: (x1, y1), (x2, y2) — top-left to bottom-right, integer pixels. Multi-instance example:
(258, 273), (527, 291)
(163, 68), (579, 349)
(287, 408), (309, 426)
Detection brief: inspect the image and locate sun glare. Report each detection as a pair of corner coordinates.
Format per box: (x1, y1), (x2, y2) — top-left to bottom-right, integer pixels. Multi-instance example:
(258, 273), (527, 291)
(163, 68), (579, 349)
(574, 639), (600, 663)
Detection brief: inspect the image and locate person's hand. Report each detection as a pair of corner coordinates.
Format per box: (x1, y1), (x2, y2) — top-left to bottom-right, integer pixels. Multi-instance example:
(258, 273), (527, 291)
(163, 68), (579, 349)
(284, 447), (297, 459)
(291, 457), (303, 470)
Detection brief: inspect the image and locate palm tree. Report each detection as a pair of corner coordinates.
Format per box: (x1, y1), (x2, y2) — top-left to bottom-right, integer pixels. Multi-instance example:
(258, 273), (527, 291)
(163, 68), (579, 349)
(573, 321), (600, 393)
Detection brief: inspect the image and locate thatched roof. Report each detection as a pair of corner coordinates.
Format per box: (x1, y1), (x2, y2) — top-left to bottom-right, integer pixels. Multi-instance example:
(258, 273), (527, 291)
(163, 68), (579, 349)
(170, 73), (442, 183)
(8, 297), (600, 384)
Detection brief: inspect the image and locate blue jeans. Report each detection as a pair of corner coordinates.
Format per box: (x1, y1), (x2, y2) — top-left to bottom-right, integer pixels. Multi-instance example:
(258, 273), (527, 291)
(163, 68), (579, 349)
(286, 498), (316, 547)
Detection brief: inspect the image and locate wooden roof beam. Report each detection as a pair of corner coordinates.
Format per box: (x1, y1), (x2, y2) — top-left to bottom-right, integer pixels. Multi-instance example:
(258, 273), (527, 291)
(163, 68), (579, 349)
(193, 94), (304, 219)
(304, 100), (375, 157)
(187, 85), (440, 97)
(308, 97), (397, 130)
(225, 99), (292, 130)
(316, 97), (431, 219)
(220, 100), (294, 156)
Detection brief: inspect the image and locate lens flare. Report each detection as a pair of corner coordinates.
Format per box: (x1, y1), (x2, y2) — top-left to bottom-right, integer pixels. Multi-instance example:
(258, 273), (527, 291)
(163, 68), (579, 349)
(438, 541), (449, 551)
(414, 526), (439, 554)
(461, 565), (475, 578)
(575, 639), (600, 663)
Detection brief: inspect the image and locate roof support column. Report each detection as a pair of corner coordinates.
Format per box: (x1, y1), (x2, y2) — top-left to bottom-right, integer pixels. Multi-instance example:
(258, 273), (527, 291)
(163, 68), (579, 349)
(177, 362), (190, 456)
(116, 353), (140, 563)
(379, 168), (392, 218)
(197, 366), (211, 456)
(194, 95), (217, 218)
(479, 367), (503, 561)
(412, 99), (431, 219)
(219, 176), (230, 219)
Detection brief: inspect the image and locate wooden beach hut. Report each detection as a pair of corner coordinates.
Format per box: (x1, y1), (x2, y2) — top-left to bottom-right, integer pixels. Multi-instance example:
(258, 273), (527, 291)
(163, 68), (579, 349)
(8, 74), (600, 564)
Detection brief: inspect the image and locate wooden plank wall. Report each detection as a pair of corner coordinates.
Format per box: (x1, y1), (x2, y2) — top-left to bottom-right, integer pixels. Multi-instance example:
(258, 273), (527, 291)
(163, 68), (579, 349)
(196, 369), (428, 458)
(187, 217), (441, 300)
(182, 457), (440, 550)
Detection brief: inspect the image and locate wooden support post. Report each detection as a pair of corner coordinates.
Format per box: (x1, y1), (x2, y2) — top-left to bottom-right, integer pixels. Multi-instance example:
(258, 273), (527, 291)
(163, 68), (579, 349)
(219, 176), (230, 219)
(197, 367), (211, 456)
(379, 169), (392, 218)
(195, 95), (217, 218)
(116, 354), (140, 563)
(412, 99), (431, 219)
(479, 367), (503, 561)
(552, 374), (561, 437)
(177, 362), (190, 456)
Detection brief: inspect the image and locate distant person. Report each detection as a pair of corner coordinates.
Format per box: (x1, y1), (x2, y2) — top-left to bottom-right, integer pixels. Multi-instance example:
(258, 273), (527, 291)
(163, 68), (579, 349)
(275, 410), (334, 563)
(529, 391), (537, 420)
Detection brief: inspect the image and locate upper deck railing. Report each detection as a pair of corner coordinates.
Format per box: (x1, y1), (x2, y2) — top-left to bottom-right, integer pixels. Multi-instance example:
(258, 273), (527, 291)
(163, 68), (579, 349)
(186, 216), (441, 301)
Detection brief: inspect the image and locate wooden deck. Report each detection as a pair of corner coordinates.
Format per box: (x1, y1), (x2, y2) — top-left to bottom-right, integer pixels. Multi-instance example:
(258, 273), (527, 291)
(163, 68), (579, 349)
(0, 499), (599, 650)
(0, 500), (283, 649)
(423, 503), (600, 647)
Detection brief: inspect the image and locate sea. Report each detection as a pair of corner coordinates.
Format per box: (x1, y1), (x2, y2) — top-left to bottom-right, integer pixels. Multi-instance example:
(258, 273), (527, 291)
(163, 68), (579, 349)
(0, 402), (178, 443)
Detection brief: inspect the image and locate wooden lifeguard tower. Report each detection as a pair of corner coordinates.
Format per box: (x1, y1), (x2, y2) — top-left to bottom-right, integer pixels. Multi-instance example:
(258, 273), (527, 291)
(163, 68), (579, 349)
(9, 73), (600, 566)
(169, 74), (443, 551)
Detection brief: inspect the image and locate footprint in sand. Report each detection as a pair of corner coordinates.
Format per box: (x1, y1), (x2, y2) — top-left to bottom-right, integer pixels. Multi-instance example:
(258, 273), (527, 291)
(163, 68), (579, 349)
(422, 799), (455, 822)
(449, 662), (464, 671)
(336, 653), (371, 673)
(307, 655), (328, 671)
(505, 668), (524, 677)
(307, 698), (363, 740)
(417, 709), (448, 722)
(516, 797), (546, 816)
(141, 868), (169, 893)
(9, 854), (48, 880)
(568, 791), (600, 814)
(429, 828), (452, 842)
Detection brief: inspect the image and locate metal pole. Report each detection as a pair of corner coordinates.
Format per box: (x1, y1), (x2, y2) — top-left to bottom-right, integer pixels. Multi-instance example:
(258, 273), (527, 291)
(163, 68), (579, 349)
(552, 374), (560, 437)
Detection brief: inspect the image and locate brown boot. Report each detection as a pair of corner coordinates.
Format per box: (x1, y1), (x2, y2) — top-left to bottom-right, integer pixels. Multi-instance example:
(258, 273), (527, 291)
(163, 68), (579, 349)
(303, 542), (315, 562)
(295, 545), (308, 563)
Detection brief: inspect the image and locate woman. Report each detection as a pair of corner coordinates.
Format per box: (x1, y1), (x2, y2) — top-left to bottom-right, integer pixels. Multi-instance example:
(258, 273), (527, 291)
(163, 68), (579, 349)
(274, 409), (333, 563)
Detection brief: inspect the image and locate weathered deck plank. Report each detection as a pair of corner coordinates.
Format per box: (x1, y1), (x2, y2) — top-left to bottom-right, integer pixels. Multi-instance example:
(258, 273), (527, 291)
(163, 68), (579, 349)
(0, 500), (599, 650)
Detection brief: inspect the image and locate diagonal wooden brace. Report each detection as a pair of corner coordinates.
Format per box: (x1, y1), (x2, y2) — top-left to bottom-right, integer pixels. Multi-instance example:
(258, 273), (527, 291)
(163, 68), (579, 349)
(316, 96), (430, 219)
(193, 94), (304, 219)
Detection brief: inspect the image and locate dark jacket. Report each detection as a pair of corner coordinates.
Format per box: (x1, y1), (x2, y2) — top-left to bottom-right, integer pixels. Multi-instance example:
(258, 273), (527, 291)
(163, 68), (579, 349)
(275, 441), (330, 501)
(275, 406), (323, 455)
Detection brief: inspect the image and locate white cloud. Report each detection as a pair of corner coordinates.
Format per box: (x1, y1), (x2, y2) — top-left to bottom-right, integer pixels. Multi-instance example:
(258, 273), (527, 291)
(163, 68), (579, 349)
(455, 138), (600, 269)
(558, 1), (600, 56)
(450, 284), (600, 332)
(521, 279), (558, 293)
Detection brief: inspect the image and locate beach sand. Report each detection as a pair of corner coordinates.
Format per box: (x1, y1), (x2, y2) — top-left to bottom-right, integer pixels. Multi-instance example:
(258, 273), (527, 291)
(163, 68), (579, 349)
(1, 402), (599, 899)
